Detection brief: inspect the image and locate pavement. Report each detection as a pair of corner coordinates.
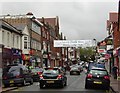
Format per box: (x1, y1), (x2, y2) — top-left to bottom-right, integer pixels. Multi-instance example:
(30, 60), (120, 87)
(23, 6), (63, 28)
(105, 62), (120, 93)
(1, 84), (18, 92)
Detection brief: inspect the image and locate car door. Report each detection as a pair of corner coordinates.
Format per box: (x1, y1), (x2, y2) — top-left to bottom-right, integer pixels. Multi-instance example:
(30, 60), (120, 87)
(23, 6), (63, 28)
(22, 66), (31, 81)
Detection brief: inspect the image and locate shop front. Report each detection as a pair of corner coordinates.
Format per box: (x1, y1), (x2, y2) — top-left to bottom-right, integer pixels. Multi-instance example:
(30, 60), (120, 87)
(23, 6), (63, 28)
(22, 54), (30, 65)
(107, 49), (114, 74)
(11, 48), (22, 64)
(114, 47), (120, 76)
(2, 48), (12, 67)
(117, 48), (120, 77)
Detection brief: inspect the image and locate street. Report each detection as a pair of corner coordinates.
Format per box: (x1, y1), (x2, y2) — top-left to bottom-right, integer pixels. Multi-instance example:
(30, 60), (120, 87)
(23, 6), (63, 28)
(4, 70), (109, 93)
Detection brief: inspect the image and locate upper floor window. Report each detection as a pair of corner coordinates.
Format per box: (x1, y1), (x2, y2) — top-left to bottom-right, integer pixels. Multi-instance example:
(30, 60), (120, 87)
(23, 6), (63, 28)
(24, 41), (27, 49)
(2, 30), (4, 43)
(13, 34), (15, 47)
(17, 36), (19, 48)
(32, 22), (41, 35)
(24, 36), (27, 41)
(7, 32), (10, 47)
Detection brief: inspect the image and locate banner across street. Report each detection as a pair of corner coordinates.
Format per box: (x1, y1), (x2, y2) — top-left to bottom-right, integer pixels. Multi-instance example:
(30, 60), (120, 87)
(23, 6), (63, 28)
(54, 40), (93, 47)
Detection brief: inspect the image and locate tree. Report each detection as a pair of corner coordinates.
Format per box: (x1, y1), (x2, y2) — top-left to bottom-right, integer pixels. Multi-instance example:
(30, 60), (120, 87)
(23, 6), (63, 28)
(80, 47), (95, 61)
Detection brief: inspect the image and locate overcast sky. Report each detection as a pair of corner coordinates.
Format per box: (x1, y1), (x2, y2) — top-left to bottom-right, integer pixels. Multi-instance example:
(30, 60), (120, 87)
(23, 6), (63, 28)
(1, 0), (119, 41)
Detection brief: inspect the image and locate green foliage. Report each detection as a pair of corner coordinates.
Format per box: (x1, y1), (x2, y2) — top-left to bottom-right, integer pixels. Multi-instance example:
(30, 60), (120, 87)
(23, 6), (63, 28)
(80, 47), (95, 61)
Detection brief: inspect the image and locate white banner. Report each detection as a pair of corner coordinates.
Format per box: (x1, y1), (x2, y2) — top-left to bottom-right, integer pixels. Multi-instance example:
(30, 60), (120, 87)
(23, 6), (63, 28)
(54, 40), (92, 47)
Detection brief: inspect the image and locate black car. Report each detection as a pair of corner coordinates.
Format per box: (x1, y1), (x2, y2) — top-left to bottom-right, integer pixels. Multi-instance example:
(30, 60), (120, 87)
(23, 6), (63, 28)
(31, 67), (43, 81)
(2, 64), (33, 87)
(39, 67), (67, 88)
(85, 67), (110, 90)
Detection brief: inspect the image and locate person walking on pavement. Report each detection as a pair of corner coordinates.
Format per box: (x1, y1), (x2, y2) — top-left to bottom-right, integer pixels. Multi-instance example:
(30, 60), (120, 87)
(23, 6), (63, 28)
(112, 66), (118, 79)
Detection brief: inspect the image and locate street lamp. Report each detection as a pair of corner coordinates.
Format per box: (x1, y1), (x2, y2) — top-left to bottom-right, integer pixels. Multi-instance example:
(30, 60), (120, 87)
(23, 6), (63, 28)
(93, 39), (97, 61)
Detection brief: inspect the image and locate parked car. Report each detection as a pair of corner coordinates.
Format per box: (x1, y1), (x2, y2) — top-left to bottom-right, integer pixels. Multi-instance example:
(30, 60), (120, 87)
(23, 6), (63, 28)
(39, 67), (67, 88)
(85, 67), (110, 90)
(31, 67), (43, 81)
(2, 64), (33, 87)
(70, 67), (80, 75)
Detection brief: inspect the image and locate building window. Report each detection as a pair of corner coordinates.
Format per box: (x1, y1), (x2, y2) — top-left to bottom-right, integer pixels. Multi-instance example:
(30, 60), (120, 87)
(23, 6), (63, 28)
(7, 32), (10, 47)
(28, 42), (30, 49)
(24, 36), (27, 40)
(2, 31), (4, 44)
(13, 34), (15, 47)
(17, 36), (19, 48)
(24, 41), (27, 49)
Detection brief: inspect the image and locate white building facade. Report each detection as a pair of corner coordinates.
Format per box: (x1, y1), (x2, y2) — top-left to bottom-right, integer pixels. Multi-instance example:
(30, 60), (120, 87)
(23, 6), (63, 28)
(0, 19), (22, 67)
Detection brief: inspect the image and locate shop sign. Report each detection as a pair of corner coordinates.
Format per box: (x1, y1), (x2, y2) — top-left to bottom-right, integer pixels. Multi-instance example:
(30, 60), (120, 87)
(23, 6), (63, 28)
(12, 48), (21, 56)
(22, 54), (30, 60)
(106, 39), (113, 45)
(100, 41), (106, 46)
(98, 49), (106, 53)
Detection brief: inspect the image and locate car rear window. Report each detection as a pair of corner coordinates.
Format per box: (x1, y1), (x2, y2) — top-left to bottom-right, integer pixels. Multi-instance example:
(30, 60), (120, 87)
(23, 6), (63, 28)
(32, 68), (42, 72)
(90, 69), (108, 75)
(43, 70), (59, 75)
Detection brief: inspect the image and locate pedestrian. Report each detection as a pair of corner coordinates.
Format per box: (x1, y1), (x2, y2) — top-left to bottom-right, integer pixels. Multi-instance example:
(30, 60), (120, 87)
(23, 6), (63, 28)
(112, 66), (118, 79)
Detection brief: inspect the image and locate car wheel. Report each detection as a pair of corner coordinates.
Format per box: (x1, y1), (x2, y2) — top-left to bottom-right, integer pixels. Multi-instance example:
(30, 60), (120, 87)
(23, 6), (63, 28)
(85, 82), (89, 89)
(64, 80), (67, 86)
(22, 79), (27, 86)
(70, 72), (72, 75)
(60, 82), (64, 88)
(40, 83), (44, 89)
(4, 84), (9, 88)
(30, 78), (33, 85)
(104, 86), (110, 90)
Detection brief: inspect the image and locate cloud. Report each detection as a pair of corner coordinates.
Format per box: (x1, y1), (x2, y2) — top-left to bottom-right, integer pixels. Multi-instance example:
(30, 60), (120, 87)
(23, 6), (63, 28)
(1, 1), (118, 41)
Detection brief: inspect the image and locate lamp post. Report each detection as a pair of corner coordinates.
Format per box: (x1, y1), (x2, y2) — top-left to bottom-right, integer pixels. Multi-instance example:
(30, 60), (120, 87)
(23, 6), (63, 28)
(93, 39), (97, 61)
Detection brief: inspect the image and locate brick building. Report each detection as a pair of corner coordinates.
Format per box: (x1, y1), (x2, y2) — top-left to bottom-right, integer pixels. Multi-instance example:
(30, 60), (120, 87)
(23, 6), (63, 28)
(107, 12), (120, 77)
(1, 13), (67, 68)
(38, 16), (64, 67)
(2, 13), (43, 67)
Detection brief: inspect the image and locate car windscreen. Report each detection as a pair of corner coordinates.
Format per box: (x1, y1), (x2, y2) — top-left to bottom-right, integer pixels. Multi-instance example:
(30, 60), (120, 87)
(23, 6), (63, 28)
(43, 70), (59, 75)
(5, 66), (21, 76)
(89, 69), (108, 75)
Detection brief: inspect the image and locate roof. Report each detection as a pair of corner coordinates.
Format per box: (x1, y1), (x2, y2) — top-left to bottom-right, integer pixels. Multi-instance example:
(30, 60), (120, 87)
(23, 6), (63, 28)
(12, 24), (26, 31)
(38, 17), (59, 28)
(1, 19), (22, 34)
